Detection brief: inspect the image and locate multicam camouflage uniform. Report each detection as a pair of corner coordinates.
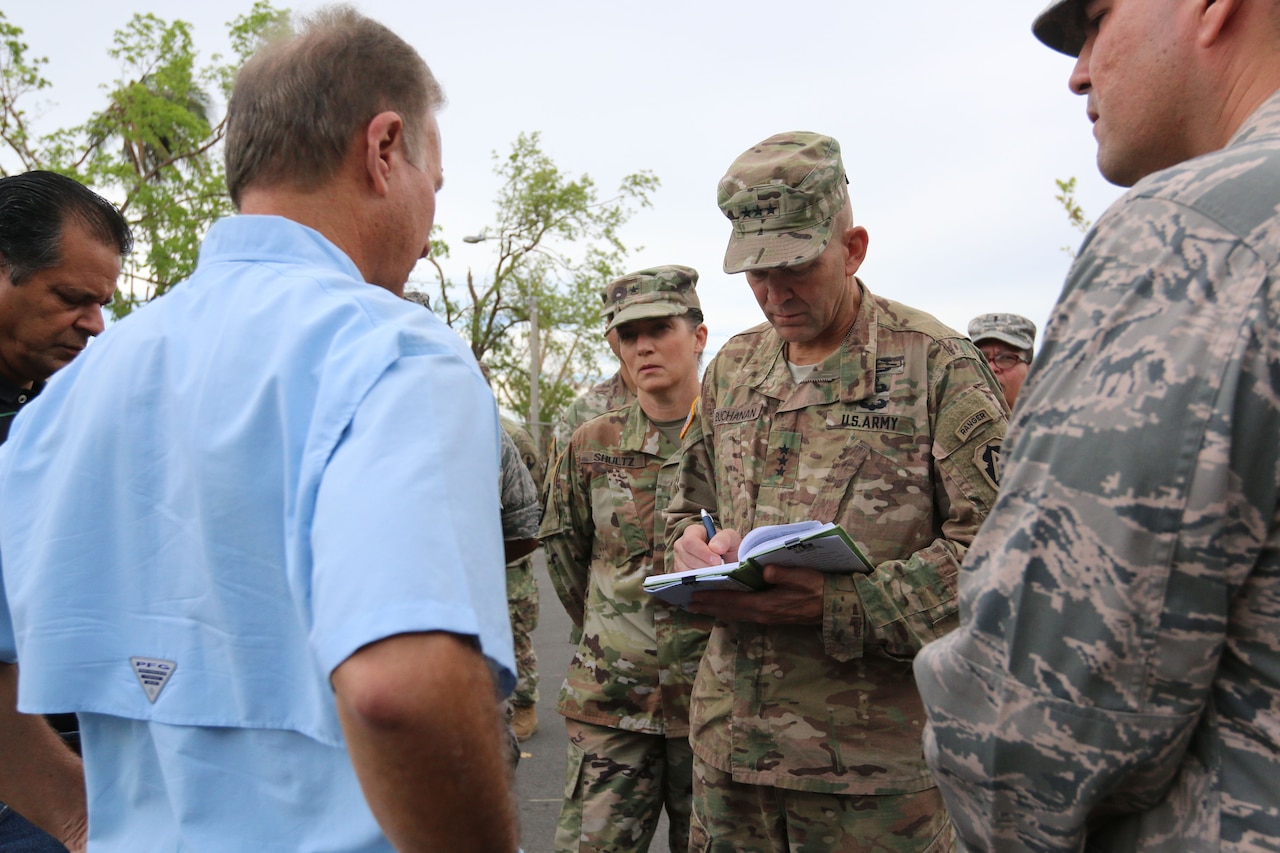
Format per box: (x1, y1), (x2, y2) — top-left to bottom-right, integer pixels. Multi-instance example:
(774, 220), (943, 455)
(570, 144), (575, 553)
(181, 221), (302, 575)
(915, 90), (1280, 853)
(667, 283), (1007, 851)
(499, 416), (544, 709)
(546, 371), (635, 472)
(540, 400), (713, 853)
(547, 372), (636, 650)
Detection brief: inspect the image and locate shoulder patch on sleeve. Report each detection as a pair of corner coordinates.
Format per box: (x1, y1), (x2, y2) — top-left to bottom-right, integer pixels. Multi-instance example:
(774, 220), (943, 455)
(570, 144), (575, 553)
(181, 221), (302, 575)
(975, 440), (1002, 490)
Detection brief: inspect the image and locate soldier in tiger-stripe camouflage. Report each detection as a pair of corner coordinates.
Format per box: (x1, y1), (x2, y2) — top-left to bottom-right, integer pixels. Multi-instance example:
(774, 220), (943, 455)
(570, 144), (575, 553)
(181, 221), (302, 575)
(915, 1), (1280, 850)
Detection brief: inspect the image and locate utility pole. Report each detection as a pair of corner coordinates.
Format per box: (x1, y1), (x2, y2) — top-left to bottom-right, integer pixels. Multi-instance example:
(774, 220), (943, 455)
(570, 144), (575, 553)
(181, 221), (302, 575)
(527, 289), (540, 453)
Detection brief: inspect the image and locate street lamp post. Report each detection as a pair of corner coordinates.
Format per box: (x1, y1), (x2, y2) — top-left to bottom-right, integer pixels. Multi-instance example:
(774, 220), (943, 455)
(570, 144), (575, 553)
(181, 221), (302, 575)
(462, 233), (541, 453)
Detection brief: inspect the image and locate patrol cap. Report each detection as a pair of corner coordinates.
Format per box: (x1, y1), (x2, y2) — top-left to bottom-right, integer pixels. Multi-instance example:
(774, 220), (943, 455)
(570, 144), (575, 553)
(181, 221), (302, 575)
(717, 131), (850, 274)
(597, 280), (619, 323)
(604, 265), (701, 333)
(1033, 0), (1088, 57)
(968, 313), (1037, 352)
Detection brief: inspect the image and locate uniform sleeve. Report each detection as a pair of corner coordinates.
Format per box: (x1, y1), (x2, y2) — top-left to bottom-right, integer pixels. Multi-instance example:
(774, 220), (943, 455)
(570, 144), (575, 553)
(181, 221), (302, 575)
(498, 429), (541, 541)
(824, 347), (1007, 661)
(537, 431), (595, 627)
(915, 194), (1280, 850)
(544, 396), (586, 486)
(662, 371), (721, 567)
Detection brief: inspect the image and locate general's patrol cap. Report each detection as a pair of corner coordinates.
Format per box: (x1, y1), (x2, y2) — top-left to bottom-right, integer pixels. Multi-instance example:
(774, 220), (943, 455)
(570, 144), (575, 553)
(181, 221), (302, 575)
(604, 265), (701, 333)
(969, 313), (1037, 352)
(1033, 0), (1087, 56)
(717, 131), (850, 274)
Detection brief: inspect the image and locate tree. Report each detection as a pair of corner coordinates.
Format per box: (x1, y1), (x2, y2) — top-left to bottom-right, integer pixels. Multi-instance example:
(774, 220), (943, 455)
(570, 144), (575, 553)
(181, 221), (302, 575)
(1055, 176), (1093, 257)
(415, 132), (658, 443)
(0, 4), (288, 317)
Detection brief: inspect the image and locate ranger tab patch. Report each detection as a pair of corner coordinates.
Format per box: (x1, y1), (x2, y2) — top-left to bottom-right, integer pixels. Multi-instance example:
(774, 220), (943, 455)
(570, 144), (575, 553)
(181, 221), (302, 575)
(955, 409), (993, 442)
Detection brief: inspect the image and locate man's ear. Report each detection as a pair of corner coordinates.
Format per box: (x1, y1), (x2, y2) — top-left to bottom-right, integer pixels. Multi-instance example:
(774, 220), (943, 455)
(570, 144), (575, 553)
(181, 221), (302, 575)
(1197, 0), (1240, 47)
(842, 226), (869, 276)
(363, 110), (406, 196)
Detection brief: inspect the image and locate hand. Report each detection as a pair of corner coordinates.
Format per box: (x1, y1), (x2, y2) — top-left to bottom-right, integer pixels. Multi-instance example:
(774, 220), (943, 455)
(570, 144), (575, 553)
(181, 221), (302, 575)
(687, 564), (824, 625)
(673, 524), (741, 571)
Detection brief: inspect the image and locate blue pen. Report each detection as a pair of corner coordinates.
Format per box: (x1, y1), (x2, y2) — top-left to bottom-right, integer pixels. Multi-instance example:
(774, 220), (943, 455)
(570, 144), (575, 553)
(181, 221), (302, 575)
(699, 509), (725, 566)
(700, 509), (718, 541)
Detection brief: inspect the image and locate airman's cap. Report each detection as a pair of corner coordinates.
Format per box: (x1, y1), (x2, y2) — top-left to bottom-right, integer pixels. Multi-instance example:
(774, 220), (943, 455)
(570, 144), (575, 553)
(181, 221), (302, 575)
(1033, 0), (1087, 57)
(717, 131), (850, 274)
(604, 265), (700, 332)
(969, 313), (1037, 352)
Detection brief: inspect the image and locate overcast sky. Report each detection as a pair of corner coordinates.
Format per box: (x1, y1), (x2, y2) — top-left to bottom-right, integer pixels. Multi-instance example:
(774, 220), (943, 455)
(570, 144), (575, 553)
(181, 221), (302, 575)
(6, 0), (1124, 360)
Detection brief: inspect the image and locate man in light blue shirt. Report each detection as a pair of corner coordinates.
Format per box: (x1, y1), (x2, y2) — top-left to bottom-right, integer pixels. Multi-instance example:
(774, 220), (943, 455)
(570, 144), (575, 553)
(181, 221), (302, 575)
(0, 8), (517, 852)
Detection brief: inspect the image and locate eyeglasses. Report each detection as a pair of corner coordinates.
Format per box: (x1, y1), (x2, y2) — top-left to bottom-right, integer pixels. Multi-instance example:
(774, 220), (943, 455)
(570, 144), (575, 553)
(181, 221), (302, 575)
(984, 352), (1031, 371)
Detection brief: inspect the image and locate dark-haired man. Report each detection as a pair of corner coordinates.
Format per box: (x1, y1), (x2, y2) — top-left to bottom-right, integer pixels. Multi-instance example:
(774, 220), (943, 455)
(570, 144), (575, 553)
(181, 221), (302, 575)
(0, 170), (130, 439)
(0, 169), (131, 853)
(0, 8), (516, 852)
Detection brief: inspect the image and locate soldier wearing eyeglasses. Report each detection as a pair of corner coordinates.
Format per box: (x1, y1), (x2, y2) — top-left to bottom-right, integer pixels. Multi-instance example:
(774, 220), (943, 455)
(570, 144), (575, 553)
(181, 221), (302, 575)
(968, 313), (1036, 409)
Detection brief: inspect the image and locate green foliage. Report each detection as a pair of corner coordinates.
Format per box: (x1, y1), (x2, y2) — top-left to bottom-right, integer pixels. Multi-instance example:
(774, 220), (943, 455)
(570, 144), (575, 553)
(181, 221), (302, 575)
(417, 131), (658, 440)
(1055, 176), (1093, 257)
(0, 4), (288, 317)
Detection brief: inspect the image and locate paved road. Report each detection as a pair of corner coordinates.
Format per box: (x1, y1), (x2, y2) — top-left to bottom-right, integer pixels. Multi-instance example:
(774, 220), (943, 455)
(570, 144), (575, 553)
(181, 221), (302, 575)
(515, 551), (671, 853)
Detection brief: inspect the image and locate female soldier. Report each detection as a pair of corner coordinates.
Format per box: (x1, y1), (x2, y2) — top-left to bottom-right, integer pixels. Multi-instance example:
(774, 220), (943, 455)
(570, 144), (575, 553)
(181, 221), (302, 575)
(540, 265), (713, 853)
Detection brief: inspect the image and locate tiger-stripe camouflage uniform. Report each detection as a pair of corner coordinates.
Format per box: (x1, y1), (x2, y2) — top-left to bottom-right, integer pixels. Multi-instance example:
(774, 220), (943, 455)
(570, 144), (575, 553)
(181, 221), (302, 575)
(500, 416), (544, 715)
(914, 54), (1280, 853)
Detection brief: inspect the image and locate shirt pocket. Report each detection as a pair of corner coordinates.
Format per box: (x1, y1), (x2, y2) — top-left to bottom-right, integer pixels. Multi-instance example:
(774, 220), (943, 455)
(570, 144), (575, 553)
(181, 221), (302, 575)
(588, 467), (654, 573)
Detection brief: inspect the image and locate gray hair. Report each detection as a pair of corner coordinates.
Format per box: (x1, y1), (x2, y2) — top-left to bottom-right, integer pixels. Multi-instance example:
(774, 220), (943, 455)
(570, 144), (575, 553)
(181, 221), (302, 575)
(224, 5), (444, 207)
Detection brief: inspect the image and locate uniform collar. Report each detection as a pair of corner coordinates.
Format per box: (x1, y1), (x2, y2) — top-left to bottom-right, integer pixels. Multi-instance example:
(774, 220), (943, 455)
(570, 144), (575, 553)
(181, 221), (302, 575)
(736, 278), (880, 411)
(617, 399), (675, 458)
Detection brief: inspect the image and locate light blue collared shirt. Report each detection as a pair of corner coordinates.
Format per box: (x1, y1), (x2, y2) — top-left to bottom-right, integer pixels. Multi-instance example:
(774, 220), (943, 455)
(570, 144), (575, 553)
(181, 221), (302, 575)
(0, 215), (513, 851)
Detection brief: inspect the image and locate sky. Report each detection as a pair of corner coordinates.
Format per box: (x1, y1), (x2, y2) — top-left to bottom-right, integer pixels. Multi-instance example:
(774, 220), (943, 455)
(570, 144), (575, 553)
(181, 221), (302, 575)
(4, 0), (1125, 363)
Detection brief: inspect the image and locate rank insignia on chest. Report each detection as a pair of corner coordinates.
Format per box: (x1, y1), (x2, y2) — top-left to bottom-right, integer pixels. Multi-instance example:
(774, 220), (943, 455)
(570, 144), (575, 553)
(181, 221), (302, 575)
(774, 444), (792, 478)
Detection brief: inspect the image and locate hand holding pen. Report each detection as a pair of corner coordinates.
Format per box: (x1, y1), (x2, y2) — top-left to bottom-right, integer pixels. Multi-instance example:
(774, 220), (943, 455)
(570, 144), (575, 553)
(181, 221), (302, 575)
(701, 509), (724, 566)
